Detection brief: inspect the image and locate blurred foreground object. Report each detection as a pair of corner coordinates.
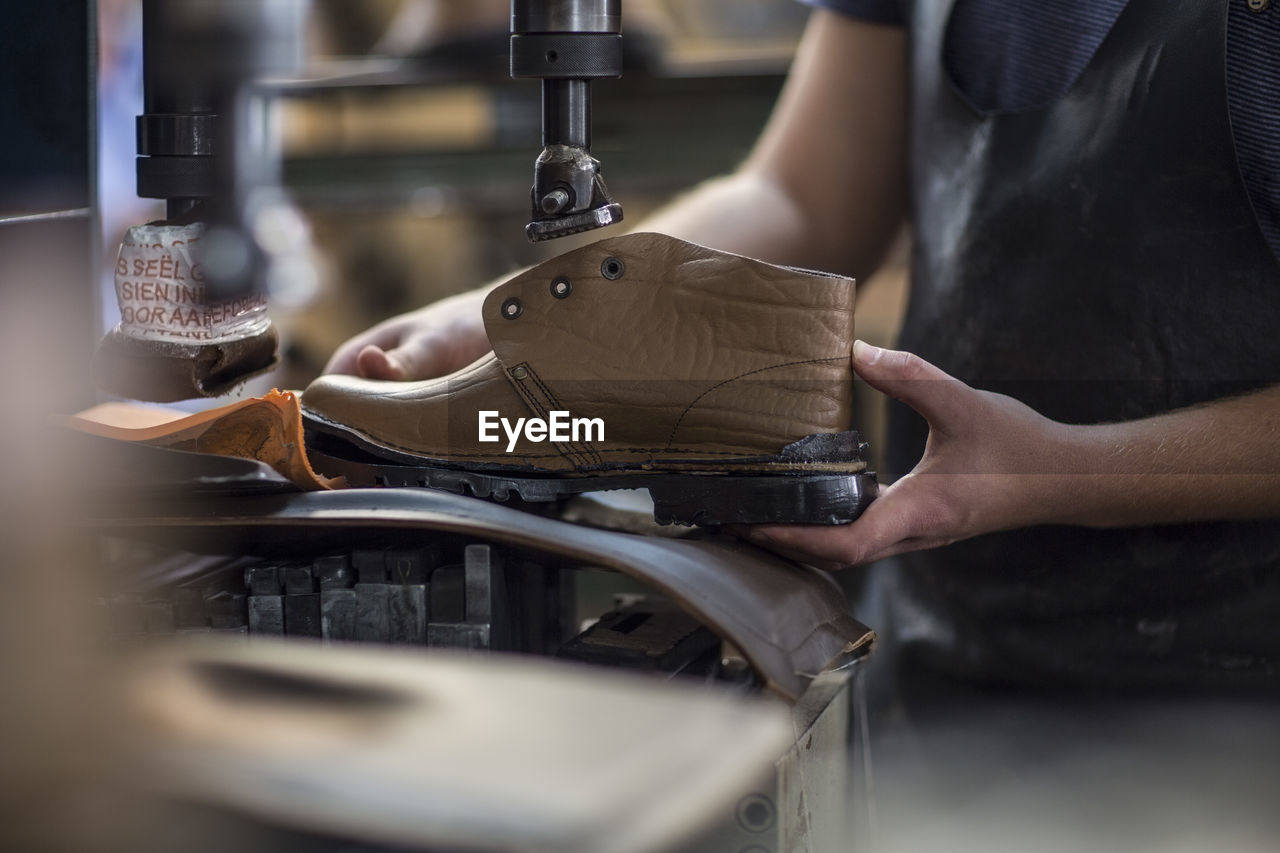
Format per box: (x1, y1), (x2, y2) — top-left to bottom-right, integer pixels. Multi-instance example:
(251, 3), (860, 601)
(1, 5), (217, 849)
(131, 639), (793, 853)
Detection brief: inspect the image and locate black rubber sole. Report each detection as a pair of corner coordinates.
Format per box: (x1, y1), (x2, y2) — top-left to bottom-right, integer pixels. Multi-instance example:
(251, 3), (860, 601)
(305, 440), (879, 527)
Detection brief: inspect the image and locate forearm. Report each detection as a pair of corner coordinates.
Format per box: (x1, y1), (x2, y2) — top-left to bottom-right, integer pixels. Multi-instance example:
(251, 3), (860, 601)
(741, 347), (1280, 569)
(331, 14), (908, 382)
(451, 12), (909, 293)
(633, 12), (909, 279)
(1053, 385), (1280, 527)
(635, 173), (813, 267)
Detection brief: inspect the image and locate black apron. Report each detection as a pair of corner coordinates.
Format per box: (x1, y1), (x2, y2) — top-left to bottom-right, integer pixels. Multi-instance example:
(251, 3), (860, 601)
(888, 0), (1280, 694)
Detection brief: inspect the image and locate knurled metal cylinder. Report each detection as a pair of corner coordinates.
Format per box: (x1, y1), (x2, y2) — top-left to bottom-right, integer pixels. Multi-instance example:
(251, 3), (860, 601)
(510, 32), (622, 78)
(512, 0), (620, 34)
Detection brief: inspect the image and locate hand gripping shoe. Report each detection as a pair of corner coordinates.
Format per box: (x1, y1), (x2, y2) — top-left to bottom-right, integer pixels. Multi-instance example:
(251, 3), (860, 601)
(302, 233), (878, 525)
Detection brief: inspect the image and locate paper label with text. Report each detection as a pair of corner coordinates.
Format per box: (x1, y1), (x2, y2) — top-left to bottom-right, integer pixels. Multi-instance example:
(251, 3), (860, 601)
(113, 223), (269, 343)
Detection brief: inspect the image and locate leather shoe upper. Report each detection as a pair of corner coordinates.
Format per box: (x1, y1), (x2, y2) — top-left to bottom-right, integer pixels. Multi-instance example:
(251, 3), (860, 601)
(303, 233), (857, 472)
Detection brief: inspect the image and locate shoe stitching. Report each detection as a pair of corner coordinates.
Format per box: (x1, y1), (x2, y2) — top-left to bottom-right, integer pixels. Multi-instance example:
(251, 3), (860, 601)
(525, 367), (605, 467)
(508, 363), (575, 465)
(662, 357), (847, 451)
(508, 362), (596, 470)
(524, 364), (597, 469)
(527, 363), (606, 468)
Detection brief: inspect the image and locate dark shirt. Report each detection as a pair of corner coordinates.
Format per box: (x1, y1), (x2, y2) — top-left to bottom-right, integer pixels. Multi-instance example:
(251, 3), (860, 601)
(799, 0), (1280, 268)
(799, 0), (1280, 695)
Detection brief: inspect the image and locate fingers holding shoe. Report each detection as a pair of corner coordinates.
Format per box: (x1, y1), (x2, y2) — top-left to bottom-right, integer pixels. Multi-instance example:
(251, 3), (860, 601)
(324, 315), (408, 377)
(323, 289), (492, 381)
(353, 322), (488, 381)
(742, 472), (965, 569)
(735, 342), (1077, 568)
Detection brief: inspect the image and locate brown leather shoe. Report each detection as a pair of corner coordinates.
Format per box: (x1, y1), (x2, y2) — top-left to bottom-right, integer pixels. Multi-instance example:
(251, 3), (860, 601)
(302, 233), (877, 524)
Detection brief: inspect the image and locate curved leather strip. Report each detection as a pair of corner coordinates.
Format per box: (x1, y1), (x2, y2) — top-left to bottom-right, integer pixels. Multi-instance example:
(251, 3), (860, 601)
(90, 487), (875, 702)
(69, 390), (339, 490)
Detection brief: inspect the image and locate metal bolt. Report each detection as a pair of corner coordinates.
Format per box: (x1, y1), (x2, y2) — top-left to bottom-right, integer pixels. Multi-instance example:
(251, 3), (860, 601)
(601, 257), (625, 280)
(501, 297), (523, 320)
(551, 277), (572, 299)
(735, 794), (775, 833)
(511, 366), (528, 380)
(1248, 0), (1270, 11)
(540, 189), (571, 215)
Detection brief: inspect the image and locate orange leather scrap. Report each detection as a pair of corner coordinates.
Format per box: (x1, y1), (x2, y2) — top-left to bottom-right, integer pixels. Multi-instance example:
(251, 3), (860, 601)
(70, 390), (341, 490)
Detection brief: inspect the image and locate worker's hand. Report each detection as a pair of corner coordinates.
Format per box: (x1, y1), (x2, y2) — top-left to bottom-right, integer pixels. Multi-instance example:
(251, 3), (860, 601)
(323, 288), (492, 381)
(734, 341), (1079, 569)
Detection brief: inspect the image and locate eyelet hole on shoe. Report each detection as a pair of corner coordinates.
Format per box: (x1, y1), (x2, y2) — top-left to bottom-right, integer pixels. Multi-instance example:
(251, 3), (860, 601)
(601, 257), (625, 280)
(510, 366), (528, 380)
(551, 277), (572, 299)
(501, 297), (523, 320)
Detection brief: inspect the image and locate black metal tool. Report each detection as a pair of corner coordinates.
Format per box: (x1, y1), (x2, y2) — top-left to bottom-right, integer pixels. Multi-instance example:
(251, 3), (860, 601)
(137, 0), (311, 301)
(511, 0), (625, 241)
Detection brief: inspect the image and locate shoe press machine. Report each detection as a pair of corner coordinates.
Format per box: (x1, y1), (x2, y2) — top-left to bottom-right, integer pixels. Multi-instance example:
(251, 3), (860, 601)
(78, 2), (876, 850)
(131, 0), (627, 307)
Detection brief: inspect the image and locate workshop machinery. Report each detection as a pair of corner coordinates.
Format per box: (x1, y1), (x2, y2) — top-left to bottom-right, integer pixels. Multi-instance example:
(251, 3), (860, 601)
(59, 1), (877, 849)
(91, 464), (874, 853)
(100, 0), (633, 400)
(134, 0), (626, 302)
(136, 0), (311, 302)
(510, 0), (626, 240)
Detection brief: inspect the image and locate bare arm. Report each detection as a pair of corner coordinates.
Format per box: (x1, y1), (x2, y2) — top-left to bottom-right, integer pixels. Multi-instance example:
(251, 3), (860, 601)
(642, 10), (908, 277)
(1062, 385), (1280, 526)
(744, 343), (1280, 569)
(325, 11), (908, 379)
